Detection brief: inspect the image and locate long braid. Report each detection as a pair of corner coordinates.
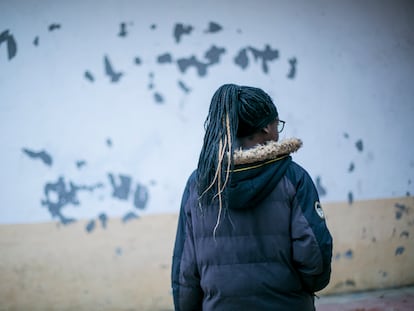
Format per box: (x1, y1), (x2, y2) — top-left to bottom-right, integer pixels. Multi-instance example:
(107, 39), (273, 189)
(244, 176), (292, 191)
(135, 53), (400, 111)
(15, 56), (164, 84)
(212, 114), (233, 239)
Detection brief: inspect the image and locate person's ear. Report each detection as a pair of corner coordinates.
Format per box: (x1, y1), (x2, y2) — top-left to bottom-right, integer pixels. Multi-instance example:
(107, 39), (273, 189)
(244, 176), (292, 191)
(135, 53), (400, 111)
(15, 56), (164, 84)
(261, 125), (270, 134)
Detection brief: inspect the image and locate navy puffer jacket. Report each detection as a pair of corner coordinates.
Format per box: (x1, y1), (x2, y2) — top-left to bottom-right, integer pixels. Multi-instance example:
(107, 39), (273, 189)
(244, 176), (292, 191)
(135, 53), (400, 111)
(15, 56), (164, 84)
(172, 138), (333, 311)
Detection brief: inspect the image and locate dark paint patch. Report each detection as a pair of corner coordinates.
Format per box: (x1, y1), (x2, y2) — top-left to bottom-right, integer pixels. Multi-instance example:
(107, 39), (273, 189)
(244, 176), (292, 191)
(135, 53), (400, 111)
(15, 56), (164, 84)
(315, 176), (327, 197)
(177, 55), (208, 77)
(248, 45), (279, 73)
(400, 231), (409, 238)
(148, 72), (154, 90)
(372, 237), (377, 243)
(287, 57), (297, 79)
(355, 139), (364, 152)
(134, 57), (142, 65)
(134, 184), (149, 209)
(76, 160), (87, 169)
(348, 191), (354, 205)
(176, 45), (225, 77)
(344, 249), (353, 259)
(0, 29), (17, 60)
(178, 80), (191, 93)
(335, 253), (341, 260)
(204, 45), (226, 65)
(84, 71), (95, 82)
(33, 36), (39, 46)
(104, 55), (123, 82)
(106, 138), (113, 147)
(122, 211), (139, 223)
(22, 148), (53, 166)
(157, 53), (173, 64)
(234, 48), (249, 70)
(334, 279), (356, 288)
(118, 22), (128, 37)
(343, 132), (349, 139)
(395, 203), (408, 220)
(345, 279), (356, 286)
(115, 247), (123, 256)
(108, 173), (132, 200)
(41, 176), (104, 224)
(396, 211), (403, 220)
(234, 45), (279, 73)
(395, 246), (405, 256)
(174, 23), (193, 43)
(204, 21), (222, 33)
(86, 219), (95, 233)
(154, 92), (164, 103)
(48, 23), (61, 31)
(379, 270), (388, 278)
(150, 24), (157, 30)
(98, 213), (108, 229)
(348, 162), (355, 173)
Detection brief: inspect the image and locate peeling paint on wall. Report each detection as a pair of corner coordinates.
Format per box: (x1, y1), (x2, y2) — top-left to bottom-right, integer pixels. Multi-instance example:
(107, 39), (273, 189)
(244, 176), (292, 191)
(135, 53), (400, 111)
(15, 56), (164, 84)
(1, 20), (297, 111)
(174, 23), (194, 43)
(104, 55), (123, 82)
(41, 176), (104, 224)
(395, 203), (408, 220)
(395, 246), (405, 256)
(122, 212), (139, 223)
(22, 148), (53, 166)
(204, 21), (223, 33)
(48, 23), (61, 32)
(84, 71), (94, 82)
(355, 139), (364, 152)
(287, 57), (297, 79)
(1, 1), (413, 227)
(348, 192), (354, 205)
(0, 29), (17, 60)
(21, 139), (151, 230)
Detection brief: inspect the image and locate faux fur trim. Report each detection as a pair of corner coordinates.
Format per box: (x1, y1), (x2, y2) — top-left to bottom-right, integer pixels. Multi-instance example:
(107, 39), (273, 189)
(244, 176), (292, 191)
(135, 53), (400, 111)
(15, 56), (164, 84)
(233, 138), (303, 165)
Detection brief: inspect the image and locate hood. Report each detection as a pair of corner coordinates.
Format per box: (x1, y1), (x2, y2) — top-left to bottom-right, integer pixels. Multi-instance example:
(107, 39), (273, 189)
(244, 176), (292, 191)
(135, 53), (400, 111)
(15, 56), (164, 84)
(227, 138), (302, 210)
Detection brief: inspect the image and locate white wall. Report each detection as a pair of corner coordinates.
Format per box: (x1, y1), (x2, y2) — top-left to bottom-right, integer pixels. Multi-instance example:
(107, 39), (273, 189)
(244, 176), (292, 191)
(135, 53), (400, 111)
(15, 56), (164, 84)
(1, 0), (413, 225)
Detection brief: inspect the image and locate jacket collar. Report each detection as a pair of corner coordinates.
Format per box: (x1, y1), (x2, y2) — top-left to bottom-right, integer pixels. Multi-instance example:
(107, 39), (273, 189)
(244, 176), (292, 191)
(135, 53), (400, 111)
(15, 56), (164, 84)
(233, 138), (302, 165)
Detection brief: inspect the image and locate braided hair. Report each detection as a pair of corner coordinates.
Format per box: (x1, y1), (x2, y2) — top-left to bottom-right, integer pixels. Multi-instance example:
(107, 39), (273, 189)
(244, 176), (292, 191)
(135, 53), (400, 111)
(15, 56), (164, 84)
(197, 84), (278, 233)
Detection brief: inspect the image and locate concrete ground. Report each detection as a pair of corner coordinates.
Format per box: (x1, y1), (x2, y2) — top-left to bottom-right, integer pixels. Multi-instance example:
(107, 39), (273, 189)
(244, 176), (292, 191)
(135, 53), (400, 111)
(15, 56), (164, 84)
(315, 286), (414, 311)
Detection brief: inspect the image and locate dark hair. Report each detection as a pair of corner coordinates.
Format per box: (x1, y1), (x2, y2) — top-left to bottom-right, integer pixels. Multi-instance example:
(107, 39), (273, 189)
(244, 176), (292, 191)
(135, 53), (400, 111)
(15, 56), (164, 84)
(197, 84), (278, 207)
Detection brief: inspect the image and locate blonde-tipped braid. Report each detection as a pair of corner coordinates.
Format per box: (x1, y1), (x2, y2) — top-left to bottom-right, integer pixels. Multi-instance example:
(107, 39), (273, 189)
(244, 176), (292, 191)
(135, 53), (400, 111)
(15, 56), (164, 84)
(212, 114), (232, 239)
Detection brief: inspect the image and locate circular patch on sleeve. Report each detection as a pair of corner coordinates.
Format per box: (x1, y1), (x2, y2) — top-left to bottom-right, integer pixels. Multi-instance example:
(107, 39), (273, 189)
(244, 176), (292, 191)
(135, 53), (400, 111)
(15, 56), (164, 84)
(314, 201), (325, 219)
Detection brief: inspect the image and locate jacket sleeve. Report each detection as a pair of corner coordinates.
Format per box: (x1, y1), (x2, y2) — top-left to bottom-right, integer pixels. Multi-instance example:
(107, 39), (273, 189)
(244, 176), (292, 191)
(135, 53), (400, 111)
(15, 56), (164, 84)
(288, 163), (333, 293)
(171, 173), (203, 311)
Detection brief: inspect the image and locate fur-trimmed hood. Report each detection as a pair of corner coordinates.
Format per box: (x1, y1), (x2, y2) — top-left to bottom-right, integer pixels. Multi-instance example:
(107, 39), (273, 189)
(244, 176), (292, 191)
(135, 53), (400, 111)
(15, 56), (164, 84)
(233, 138), (302, 165)
(228, 138), (302, 210)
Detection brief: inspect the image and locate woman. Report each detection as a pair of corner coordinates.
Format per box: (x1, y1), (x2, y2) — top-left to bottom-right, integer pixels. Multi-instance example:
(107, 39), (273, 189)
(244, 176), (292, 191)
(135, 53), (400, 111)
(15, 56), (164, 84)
(172, 84), (333, 311)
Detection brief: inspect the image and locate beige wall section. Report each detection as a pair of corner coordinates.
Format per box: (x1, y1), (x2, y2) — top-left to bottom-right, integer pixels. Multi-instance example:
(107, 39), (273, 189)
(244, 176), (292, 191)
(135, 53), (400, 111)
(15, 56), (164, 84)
(0, 196), (413, 310)
(0, 215), (176, 311)
(321, 196), (414, 295)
